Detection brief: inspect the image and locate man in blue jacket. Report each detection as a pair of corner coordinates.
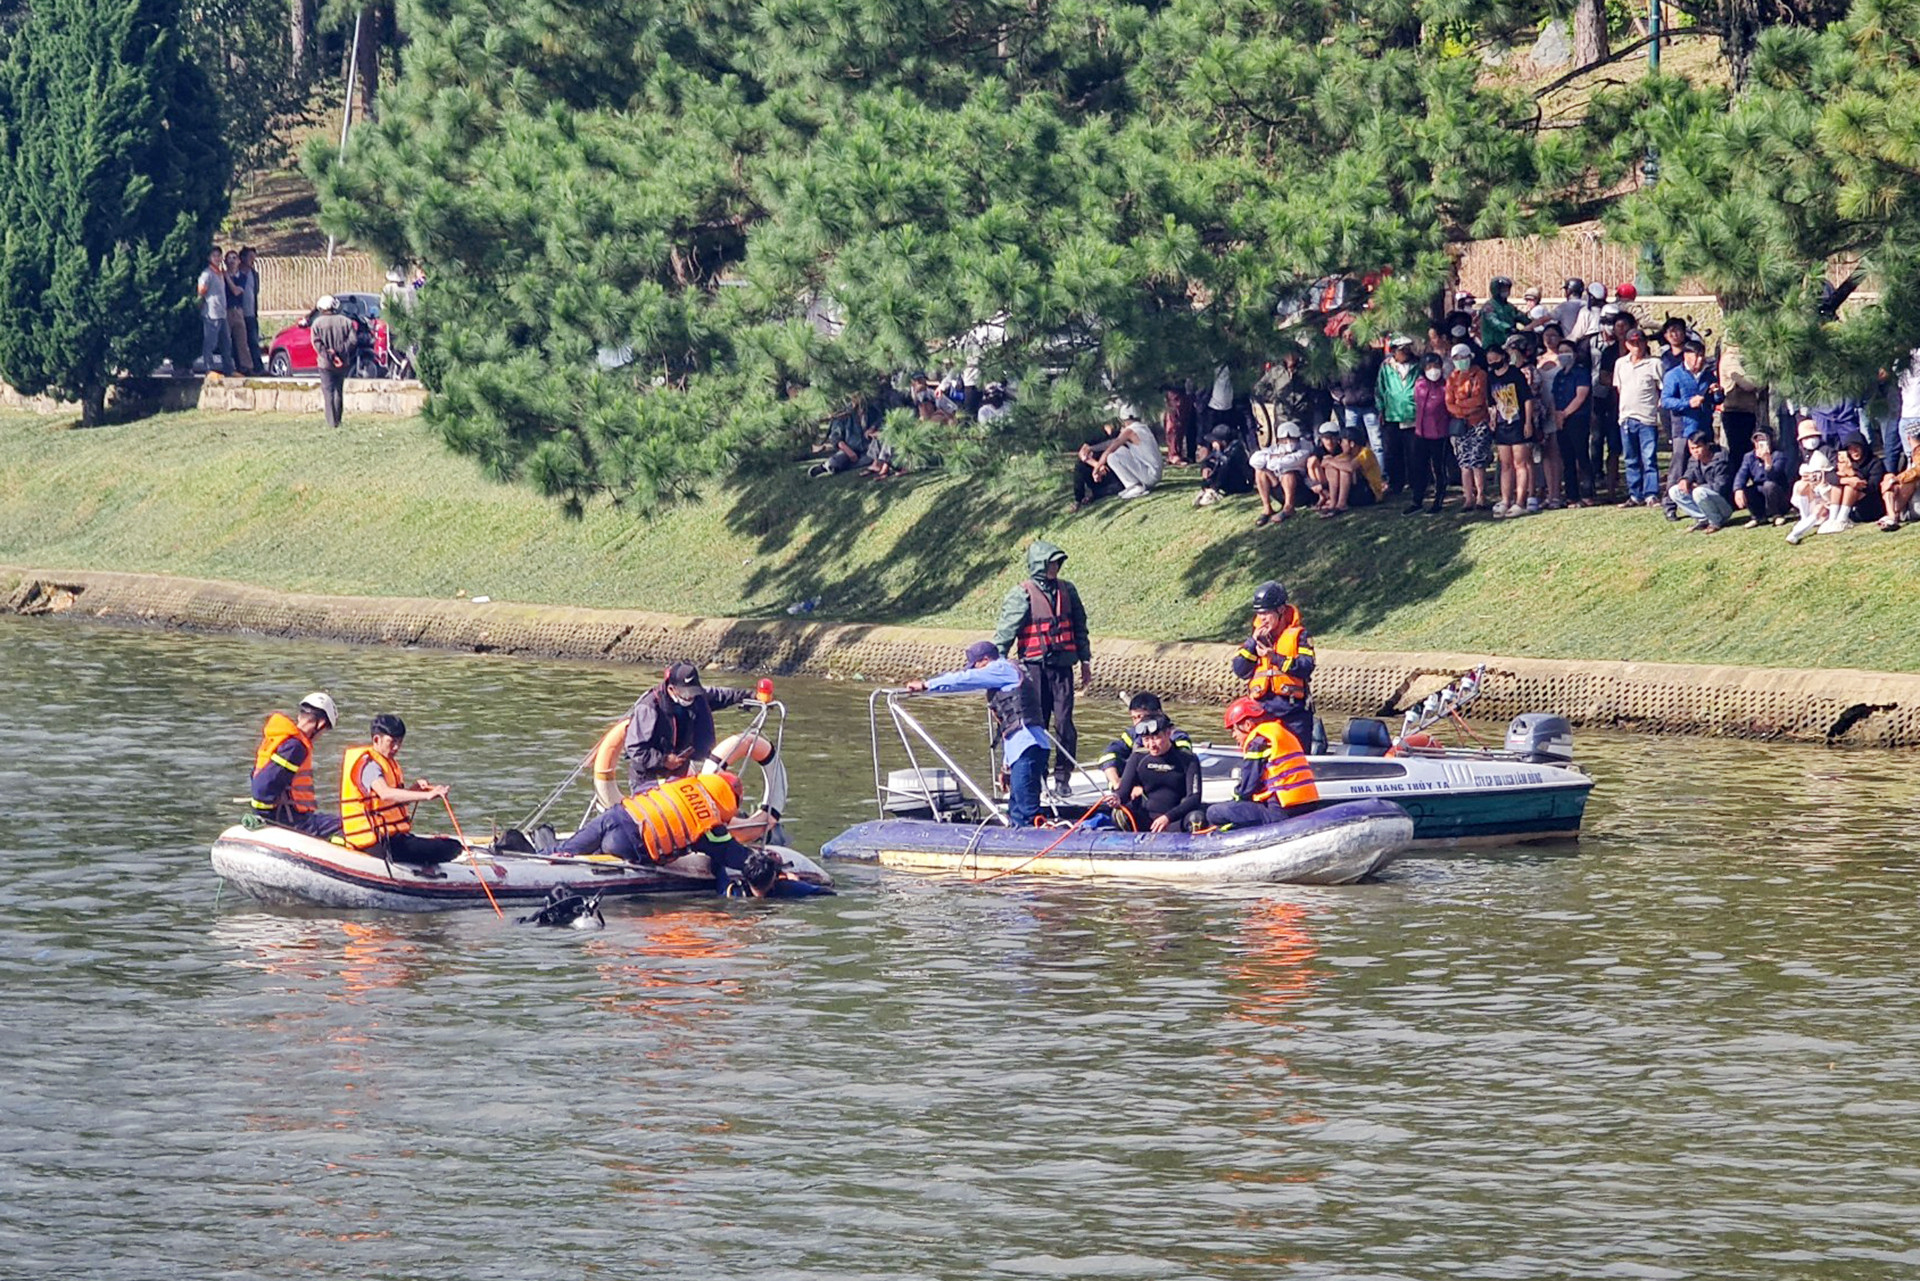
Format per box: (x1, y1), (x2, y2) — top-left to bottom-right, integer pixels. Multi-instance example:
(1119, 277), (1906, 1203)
(1660, 340), (1720, 518)
(905, 641), (1051, 827)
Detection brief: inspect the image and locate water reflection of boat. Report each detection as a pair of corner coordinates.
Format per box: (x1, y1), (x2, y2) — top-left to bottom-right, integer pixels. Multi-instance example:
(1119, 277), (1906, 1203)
(820, 689), (1412, 885)
(211, 824), (834, 912)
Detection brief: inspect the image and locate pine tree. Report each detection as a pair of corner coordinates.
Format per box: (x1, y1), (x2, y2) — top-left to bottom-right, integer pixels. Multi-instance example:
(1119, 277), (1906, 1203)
(1604, 0), (1920, 400)
(0, 0), (227, 425)
(314, 0), (1559, 508)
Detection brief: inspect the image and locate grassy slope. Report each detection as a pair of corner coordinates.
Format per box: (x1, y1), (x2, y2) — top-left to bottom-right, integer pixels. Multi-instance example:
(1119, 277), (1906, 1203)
(0, 410), (1911, 670)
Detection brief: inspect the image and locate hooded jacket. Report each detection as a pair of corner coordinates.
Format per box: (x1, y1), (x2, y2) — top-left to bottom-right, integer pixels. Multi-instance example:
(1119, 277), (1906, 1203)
(993, 541), (1090, 664)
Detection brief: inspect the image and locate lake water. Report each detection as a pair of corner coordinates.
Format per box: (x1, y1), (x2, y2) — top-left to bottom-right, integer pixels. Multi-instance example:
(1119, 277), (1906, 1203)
(2, 615), (1917, 1280)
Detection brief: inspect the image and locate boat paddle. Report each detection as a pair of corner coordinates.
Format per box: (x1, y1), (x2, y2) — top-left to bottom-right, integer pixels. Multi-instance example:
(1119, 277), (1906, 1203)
(440, 794), (504, 920)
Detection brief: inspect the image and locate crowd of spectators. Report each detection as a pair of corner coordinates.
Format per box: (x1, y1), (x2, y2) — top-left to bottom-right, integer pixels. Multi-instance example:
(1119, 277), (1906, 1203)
(806, 277), (1920, 538)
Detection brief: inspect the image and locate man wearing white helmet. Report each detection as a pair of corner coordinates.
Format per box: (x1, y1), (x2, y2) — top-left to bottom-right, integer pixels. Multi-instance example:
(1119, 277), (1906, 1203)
(309, 295), (356, 428)
(249, 692), (342, 837)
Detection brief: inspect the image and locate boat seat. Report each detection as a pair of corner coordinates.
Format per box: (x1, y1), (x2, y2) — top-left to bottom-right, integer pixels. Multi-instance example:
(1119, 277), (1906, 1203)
(1344, 718), (1393, 757)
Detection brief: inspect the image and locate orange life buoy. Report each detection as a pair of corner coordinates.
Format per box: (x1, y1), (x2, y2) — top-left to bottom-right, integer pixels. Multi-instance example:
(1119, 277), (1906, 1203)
(591, 717), (629, 809)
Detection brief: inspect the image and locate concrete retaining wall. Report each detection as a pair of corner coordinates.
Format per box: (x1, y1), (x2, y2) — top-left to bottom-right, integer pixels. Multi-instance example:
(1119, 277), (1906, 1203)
(1, 376), (427, 419)
(7, 568), (1919, 748)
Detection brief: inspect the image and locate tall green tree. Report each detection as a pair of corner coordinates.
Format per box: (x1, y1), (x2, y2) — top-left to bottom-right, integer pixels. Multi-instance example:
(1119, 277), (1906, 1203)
(0, 0), (227, 424)
(1604, 0), (1920, 400)
(314, 0), (1562, 510)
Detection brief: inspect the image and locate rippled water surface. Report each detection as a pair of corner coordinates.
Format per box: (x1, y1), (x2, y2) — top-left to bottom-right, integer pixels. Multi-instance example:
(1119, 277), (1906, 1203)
(3, 615), (1918, 1280)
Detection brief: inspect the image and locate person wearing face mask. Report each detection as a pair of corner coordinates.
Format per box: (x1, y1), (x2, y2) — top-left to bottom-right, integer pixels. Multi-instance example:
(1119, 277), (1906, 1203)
(1484, 341), (1535, 517)
(1375, 335), (1419, 497)
(1549, 340), (1593, 506)
(1408, 351), (1452, 513)
(623, 661), (758, 792)
(1444, 343), (1492, 511)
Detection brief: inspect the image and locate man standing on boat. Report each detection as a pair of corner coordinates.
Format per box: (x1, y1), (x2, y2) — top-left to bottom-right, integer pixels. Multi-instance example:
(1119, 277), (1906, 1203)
(1232, 580), (1315, 747)
(248, 691), (342, 838)
(623, 661), (757, 793)
(905, 641), (1051, 827)
(1204, 698), (1319, 830)
(993, 541), (1092, 796)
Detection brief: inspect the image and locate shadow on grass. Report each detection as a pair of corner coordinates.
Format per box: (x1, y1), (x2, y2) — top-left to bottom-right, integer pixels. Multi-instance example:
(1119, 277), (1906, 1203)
(1176, 492), (1474, 645)
(721, 463), (1059, 626)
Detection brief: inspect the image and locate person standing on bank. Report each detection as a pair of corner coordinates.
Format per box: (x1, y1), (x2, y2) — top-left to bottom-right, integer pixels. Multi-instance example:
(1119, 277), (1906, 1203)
(905, 641), (1051, 827)
(1231, 580), (1315, 747)
(993, 541), (1092, 795)
(338, 714), (464, 868)
(249, 691), (342, 838)
(309, 295), (357, 429)
(622, 661), (757, 793)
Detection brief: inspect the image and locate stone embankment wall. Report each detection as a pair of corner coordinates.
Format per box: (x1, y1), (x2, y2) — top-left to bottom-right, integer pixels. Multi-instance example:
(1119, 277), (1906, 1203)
(8, 569), (1919, 748)
(1, 376), (426, 418)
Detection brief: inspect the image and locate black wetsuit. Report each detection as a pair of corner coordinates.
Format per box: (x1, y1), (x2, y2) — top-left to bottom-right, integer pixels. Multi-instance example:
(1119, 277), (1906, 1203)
(1114, 745), (1204, 832)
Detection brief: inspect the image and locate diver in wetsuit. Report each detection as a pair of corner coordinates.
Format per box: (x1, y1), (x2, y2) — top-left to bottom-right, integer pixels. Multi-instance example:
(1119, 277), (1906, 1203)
(1097, 692), (1193, 789)
(1106, 716), (1205, 833)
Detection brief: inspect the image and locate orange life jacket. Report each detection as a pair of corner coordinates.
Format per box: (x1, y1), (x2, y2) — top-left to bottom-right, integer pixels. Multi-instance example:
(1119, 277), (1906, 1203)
(1246, 719), (1319, 809)
(1016, 580), (1081, 663)
(620, 774), (741, 863)
(252, 713), (315, 813)
(339, 744), (413, 849)
(1246, 607), (1309, 701)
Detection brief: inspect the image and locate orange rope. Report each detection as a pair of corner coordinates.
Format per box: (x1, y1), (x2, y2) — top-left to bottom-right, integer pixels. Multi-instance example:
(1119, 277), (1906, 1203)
(977, 799), (1106, 883)
(441, 795), (504, 920)
(1447, 710), (1491, 748)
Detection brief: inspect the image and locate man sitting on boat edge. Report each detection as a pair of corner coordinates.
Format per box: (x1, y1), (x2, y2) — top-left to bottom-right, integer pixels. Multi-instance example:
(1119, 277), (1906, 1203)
(1106, 715), (1204, 833)
(905, 640), (1051, 827)
(1204, 698), (1320, 830)
(249, 691), (342, 839)
(623, 661), (760, 793)
(1098, 692), (1192, 789)
(339, 714), (464, 869)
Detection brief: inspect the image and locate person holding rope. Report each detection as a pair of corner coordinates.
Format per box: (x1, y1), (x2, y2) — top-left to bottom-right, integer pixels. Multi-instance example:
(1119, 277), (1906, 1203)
(338, 714), (464, 870)
(905, 640), (1051, 827)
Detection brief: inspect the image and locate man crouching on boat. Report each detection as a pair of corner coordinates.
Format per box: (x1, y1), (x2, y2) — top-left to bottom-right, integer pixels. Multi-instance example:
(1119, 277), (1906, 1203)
(1204, 698), (1320, 830)
(339, 714), (464, 868)
(551, 771), (777, 896)
(249, 691), (343, 839)
(904, 640), (1050, 827)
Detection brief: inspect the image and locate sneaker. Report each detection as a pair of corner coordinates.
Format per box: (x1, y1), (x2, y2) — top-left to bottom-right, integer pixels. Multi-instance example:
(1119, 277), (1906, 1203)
(1645, 496), (1662, 508)
(1194, 488), (1218, 508)
(1118, 484), (1147, 499)
(1817, 515), (1853, 535)
(1490, 501), (1509, 517)
(806, 462), (830, 477)
(1526, 497), (1541, 512)
(1786, 516), (1818, 545)
(1403, 502), (1424, 515)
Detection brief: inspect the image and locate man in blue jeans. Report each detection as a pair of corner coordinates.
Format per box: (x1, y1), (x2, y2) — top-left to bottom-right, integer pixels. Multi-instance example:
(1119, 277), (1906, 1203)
(1612, 327), (1665, 506)
(904, 641), (1052, 827)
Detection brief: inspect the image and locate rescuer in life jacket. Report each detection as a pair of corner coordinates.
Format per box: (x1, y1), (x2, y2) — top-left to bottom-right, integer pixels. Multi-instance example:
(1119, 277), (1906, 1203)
(622, 660), (760, 793)
(1231, 580), (1316, 747)
(551, 770), (779, 896)
(1203, 697), (1320, 830)
(992, 541), (1093, 796)
(338, 714), (465, 867)
(905, 640), (1051, 827)
(249, 691), (343, 838)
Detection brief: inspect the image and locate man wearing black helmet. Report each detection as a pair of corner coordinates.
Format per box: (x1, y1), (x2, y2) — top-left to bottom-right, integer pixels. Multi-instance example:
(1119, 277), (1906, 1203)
(1478, 278), (1523, 350)
(1231, 581), (1315, 746)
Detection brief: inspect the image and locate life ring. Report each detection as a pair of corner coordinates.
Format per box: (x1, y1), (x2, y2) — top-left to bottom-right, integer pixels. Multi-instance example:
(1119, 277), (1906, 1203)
(1386, 730), (1440, 758)
(704, 730), (788, 820)
(591, 717), (630, 810)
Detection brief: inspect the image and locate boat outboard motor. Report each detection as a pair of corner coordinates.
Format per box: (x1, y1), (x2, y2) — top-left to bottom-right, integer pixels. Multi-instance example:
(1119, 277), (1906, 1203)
(1505, 713), (1574, 764)
(1344, 718), (1394, 757)
(883, 767), (963, 818)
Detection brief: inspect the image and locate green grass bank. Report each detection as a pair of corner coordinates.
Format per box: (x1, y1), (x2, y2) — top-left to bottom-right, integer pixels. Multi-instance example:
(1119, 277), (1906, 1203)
(0, 409), (1911, 673)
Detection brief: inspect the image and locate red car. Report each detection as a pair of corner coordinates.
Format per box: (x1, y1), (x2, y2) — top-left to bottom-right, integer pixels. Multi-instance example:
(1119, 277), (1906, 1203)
(265, 292), (394, 378)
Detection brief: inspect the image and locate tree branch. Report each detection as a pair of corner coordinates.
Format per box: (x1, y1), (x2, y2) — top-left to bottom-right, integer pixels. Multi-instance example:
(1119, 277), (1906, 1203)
(1532, 27), (1710, 102)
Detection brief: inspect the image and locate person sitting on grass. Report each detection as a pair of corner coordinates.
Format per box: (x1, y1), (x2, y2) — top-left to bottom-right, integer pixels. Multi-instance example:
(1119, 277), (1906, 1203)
(1879, 422), (1920, 531)
(1101, 412), (1165, 500)
(1732, 428), (1793, 528)
(1824, 430), (1886, 533)
(1306, 424), (1383, 518)
(1250, 420), (1314, 526)
(1786, 421), (1838, 545)
(1105, 715), (1205, 834)
(1669, 430), (1734, 533)
(1193, 422), (1255, 507)
(1072, 420), (1125, 512)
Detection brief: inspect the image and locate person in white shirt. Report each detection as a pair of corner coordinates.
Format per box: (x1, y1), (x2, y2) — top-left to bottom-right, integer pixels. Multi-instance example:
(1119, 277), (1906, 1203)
(1785, 421), (1838, 545)
(1612, 327), (1666, 506)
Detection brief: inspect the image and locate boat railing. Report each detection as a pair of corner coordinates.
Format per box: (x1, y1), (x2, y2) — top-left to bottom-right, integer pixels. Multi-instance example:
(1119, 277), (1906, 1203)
(868, 688), (1010, 826)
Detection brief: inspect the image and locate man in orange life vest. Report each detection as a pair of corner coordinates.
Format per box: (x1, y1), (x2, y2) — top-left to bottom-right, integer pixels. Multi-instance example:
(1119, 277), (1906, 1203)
(1231, 580), (1315, 748)
(622, 661), (758, 793)
(992, 541), (1091, 794)
(552, 771), (777, 895)
(338, 714), (465, 867)
(249, 691), (343, 838)
(1203, 697), (1320, 829)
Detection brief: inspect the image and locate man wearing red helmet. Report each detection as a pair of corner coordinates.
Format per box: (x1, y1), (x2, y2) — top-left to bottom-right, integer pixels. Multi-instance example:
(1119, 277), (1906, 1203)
(1204, 698), (1320, 829)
